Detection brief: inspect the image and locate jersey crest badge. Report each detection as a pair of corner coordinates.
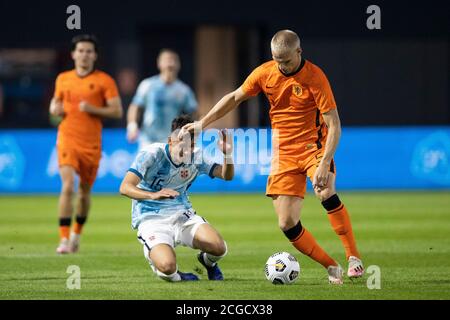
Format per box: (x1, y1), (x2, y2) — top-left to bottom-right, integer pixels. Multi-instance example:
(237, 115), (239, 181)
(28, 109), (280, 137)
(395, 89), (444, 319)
(180, 169), (189, 179)
(293, 85), (302, 96)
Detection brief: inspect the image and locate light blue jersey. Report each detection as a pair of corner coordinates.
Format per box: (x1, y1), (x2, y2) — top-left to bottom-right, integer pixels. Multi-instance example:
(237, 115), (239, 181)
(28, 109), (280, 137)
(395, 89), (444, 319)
(128, 143), (218, 229)
(132, 76), (197, 144)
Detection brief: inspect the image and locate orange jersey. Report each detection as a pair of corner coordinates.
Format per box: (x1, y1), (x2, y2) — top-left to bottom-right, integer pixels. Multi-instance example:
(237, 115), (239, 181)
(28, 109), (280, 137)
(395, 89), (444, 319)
(54, 69), (119, 149)
(241, 59), (336, 161)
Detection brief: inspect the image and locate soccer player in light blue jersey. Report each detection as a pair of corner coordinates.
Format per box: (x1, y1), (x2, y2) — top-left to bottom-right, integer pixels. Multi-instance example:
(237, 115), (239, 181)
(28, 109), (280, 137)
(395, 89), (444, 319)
(126, 49), (198, 150)
(120, 115), (233, 282)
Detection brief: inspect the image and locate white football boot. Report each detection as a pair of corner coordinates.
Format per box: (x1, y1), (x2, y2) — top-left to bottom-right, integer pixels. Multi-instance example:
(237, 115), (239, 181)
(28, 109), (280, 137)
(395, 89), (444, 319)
(327, 264), (344, 285)
(347, 256), (364, 278)
(69, 232), (80, 253)
(56, 238), (70, 254)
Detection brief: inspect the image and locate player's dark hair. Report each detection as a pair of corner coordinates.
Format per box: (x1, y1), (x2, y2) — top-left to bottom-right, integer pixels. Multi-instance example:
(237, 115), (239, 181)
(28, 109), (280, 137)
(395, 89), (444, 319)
(171, 114), (194, 132)
(71, 34), (98, 53)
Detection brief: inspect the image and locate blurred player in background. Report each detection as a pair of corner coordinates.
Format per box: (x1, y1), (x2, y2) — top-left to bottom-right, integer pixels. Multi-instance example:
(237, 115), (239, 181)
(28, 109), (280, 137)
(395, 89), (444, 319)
(120, 115), (233, 282)
(126, 49), (198, 150)
(49, 34), (123, 254)
(182, 30), (363, 284)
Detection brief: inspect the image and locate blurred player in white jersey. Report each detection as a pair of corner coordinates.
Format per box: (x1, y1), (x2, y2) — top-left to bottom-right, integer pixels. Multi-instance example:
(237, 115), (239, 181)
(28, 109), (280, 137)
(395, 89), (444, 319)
(126, 49), (197, 150)
(120, 115), (233, 281)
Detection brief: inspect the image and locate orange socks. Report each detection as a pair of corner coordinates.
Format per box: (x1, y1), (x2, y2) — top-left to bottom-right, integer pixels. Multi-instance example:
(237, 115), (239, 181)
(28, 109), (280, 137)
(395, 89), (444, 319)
(59, 226), (70, 240)
(73, 222), (83, 235)
(282, 194), (361, 269)
(288, 226), (337, 269)
(326, 200), (360, 260)
(59, 216), (87, 239)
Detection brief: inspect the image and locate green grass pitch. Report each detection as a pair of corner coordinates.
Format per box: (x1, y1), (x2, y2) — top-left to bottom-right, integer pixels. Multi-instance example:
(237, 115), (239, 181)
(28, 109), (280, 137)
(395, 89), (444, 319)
(1, 192), (449, 300)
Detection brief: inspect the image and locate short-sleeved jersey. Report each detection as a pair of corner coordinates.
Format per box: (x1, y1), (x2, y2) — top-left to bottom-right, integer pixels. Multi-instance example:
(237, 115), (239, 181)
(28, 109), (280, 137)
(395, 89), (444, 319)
(128, 143), (217, 229)
(241, 59), (336, 162)
(54, 69), (119, 150)
(131, 76), (198, 144)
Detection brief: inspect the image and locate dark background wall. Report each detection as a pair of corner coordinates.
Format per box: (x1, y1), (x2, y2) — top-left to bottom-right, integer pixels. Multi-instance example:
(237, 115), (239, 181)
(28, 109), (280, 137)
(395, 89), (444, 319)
(0, 0), (448, 127)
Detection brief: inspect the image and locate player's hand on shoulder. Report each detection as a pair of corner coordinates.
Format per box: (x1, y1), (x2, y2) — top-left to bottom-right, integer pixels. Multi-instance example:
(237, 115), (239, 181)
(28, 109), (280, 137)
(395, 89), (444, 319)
(151, 188), (179, 200)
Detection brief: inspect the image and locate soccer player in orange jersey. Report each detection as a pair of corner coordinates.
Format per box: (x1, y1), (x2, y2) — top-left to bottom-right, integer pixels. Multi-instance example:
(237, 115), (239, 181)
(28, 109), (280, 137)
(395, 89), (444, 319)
(182, 30), (363, 284)
(49, 35), (123, 254)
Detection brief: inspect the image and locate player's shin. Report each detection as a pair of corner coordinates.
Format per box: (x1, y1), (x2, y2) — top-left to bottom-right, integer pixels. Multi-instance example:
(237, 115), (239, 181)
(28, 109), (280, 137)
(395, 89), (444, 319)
(322, 194), (360, 260)
(283, 221), (337, 269)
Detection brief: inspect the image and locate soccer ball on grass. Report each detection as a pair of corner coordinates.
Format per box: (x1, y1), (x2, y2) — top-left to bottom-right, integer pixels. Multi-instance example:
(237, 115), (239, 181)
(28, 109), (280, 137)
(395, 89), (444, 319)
(264, 251), (300, 284)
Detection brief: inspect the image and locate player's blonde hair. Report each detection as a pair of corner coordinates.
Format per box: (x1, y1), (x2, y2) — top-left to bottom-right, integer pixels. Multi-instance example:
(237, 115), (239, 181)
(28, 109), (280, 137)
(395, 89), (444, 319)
(270, 30), (301, 53)
(157, 48), (179, 61)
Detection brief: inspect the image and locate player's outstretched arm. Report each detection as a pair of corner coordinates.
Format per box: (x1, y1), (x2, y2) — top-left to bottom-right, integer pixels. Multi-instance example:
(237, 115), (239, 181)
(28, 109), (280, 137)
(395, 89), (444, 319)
(212, 129), (234, 181)
(120, 172), (179, 200)
(182, 87), (250, 134)
(79, 97), (123, 119)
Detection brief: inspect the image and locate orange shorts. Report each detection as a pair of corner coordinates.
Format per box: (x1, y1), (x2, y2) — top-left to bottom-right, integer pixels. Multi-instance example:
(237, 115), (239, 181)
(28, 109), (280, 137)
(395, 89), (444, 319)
(57, 145), (101, 186)
(266, 149), (336, 198)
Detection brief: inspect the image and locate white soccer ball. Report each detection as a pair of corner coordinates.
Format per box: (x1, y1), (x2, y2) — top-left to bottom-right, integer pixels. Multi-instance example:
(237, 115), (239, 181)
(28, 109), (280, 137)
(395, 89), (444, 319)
(264, 251), (300, 284)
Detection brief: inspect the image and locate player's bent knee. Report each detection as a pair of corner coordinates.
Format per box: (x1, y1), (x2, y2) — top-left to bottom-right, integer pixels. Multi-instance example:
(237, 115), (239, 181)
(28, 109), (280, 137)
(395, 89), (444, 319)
(61, 183), (74, 196)
(214, 241), (228, 257)
(155, 260), (177, 275)
(206, 240), (227, 257)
